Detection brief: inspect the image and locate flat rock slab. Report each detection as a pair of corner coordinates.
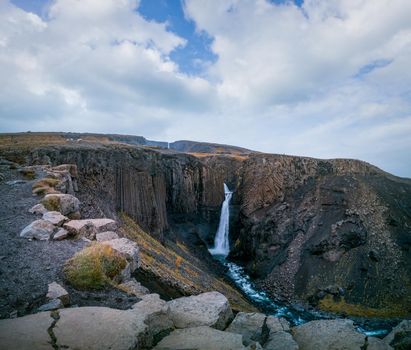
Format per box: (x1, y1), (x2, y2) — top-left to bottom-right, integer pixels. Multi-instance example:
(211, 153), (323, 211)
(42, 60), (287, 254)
(0, 312), (54, 350)
(53, 228), (68, 240)
(42, 211), (68, 226)
(167, 291), (233, 330)
(20, 219), (55, 240)
(119, 278), (149, 296)
(132, 294), (174, 347)
(226, 312), (267, 345)
(54, 307), (146, 350)
(64, 219), (117, 239)
(264, 331), (299, 350)
(266, 316), (290, 333)
(29, 203), (47, 215)
(292, 319), (366, 350)
(153, 326), (247, 350)
(96, 231), (119, 242)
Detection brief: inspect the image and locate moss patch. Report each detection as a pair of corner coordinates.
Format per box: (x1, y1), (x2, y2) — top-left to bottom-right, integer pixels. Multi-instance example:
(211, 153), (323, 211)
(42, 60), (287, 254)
(33, 178), (61, 196)
(41, 195), (61, 211)
(318, 294), (411, 318)
(64, 243), (127, 290)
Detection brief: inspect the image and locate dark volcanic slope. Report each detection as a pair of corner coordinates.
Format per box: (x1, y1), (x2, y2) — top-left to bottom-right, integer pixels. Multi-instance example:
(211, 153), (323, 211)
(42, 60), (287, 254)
(230, 154), (411, 317)
(1, 132), (410, 318)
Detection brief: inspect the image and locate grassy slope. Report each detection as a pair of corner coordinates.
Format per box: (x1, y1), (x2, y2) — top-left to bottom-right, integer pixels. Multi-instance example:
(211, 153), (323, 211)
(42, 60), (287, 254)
(119, 213), (256, 312)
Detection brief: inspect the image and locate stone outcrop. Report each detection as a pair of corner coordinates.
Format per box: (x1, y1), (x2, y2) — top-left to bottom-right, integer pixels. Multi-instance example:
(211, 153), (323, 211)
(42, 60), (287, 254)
(96, 231), (119, 241)
(46, 282), (69, 306)
(41, 194), (80, 219)
(384, 320), (411, 349)
(42, 211), (68, 226)
(226, 312), (267, 345)
(53, 228), (68, 240)
(0, 290), (401, 350)
(63, 218), (117, 238)
(20, 219), (55, 240)
(118, 278), (150, 297)
(167, 291), (233, 330)
(153, 326), (247, 350)
(29, 203), (47, 215)
(0, 312), (54, 350)
(291, 319), (390, 350)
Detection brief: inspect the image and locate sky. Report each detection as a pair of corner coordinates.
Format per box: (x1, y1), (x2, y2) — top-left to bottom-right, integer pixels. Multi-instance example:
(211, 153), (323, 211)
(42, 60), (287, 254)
(1, 0), (411, 177)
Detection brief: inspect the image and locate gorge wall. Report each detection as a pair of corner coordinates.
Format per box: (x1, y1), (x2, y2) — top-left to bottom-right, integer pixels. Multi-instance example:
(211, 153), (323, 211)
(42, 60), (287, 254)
(2, 134), (410, 318)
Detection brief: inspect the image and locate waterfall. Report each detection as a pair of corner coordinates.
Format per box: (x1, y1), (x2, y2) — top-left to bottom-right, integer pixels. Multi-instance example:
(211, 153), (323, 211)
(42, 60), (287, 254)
(209, 183), (233, 257)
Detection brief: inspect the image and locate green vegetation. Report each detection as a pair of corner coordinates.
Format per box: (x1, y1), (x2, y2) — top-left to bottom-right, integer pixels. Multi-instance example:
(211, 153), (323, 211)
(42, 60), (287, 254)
(319, 294), (411, 318)
(64, 243), (127, 290)
(32, 177), (61, 195)
(41, 195), (61, 211)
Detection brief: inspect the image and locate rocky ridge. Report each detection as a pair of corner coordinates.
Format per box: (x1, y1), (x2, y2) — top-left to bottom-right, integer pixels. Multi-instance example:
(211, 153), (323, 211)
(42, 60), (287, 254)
(0, 290), (404, 350)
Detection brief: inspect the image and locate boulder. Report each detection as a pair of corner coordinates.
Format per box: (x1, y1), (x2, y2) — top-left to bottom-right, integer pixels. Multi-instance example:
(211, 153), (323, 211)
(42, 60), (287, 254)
(384, 320), (411, 348)
(37, 298), (63, 312)
(41, 194), (80, 218)
(291, 319), (365, 350)
(368, 337), (393, 350)
(20, 219), (55, 240)
(54, 307), (146, 350)
(64, 219), (117, 239)
(64, 220), (97, 239)
(167, 291), (233, 330)
(29, 203), (47, 215)
(153, 326), (247, 350)
(132, 294), (174, 346)
(264, 331), (299, 350)
(53, 228), (69, 240)
(42, 211), (68, 226)
(96, 231), (119, 242)
(0, 312), (54, 350)
(119, 278), (149, 297)
(46, 282), (69, 306)
(226, 312), (267, 345)
(102, 238), (140, 275)
(266, 316), (290, 333)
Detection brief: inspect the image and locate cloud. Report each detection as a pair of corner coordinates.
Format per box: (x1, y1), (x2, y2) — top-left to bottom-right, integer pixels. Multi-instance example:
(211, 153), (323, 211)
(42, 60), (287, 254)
(0, 0), (214, 134)
(0, 0), (410, 177)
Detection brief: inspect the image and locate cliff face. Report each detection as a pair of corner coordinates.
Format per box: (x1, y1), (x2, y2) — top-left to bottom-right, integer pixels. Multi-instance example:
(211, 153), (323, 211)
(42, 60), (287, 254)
(230, 154), (411, 317)
(1, 133), (410, 317)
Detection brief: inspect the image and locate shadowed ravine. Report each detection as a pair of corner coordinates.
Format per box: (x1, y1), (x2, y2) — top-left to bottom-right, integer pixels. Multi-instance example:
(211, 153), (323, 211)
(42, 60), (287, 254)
(209, 184), (394, 338)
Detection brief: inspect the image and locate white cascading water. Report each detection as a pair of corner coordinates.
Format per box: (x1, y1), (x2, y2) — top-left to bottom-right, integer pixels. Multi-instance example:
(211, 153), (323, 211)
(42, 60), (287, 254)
(209, 183), (233, 256)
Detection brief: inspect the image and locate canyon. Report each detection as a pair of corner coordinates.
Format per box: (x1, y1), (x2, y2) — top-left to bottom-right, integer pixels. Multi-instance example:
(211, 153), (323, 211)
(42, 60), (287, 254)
(0, 132), (410, 348)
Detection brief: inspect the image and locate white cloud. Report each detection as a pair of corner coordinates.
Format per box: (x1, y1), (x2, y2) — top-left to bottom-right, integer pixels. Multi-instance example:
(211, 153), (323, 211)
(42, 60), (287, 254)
(0, 0), (411, 177)
(0, 0), (214, 134)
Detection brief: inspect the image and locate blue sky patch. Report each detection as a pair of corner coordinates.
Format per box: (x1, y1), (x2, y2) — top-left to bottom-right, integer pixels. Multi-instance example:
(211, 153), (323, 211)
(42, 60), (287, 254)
(355, 59), (393, 78)
(138, 0), (217, 76)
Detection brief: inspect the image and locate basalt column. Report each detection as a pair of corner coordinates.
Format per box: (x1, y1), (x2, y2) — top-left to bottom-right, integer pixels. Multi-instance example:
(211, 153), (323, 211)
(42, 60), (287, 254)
(116, 166), (168, 240)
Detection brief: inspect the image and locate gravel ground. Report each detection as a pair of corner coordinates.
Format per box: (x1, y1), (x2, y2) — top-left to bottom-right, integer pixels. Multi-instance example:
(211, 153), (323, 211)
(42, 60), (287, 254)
(0, 166), (138, 319)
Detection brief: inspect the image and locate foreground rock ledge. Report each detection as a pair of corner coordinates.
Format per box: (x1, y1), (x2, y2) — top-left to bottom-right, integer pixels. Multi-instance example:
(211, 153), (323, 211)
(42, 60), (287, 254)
(153, 326), (247, 350)
(167, 291), (233, 330)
